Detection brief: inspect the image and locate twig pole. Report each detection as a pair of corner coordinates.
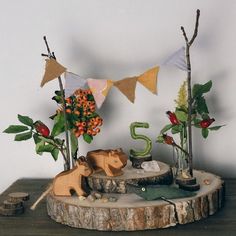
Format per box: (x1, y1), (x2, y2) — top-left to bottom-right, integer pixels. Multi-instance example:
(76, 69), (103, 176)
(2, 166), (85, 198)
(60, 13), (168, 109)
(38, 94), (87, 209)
(180, 9), (200, 177)
(42, 36), (71, 170)
(30, 184), (52, 210)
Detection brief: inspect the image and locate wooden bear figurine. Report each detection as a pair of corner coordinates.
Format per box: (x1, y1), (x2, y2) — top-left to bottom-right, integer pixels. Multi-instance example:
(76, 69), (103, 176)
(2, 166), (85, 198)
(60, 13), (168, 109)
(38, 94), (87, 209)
(52, 157), (93, 197)
(87, 148), (128, 177)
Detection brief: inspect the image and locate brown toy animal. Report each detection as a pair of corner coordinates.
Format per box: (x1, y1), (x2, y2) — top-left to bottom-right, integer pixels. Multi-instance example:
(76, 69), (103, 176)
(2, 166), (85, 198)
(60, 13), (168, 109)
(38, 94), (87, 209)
(53, 157), (93, 197)
(86, 148), (128, 177)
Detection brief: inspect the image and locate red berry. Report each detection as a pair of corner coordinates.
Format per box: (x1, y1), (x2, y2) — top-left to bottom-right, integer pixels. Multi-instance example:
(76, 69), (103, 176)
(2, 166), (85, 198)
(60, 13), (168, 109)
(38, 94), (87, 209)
(200, 118), (215, 128)
(163, 134), (175, 145)
(166, 111), (180, 125)
(34, 121), (50, 137)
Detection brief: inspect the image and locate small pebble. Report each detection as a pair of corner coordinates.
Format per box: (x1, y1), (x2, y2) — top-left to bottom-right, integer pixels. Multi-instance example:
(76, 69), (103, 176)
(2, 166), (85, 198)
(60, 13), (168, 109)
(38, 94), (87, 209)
(101, 197), (109, 203)
(141, 160), (160, 172)
(94, 192), (102, 199)
(108, 197), (118, 202)
(78, 196), (86, 201)
(203, 179), (211, 185)
(87, 195), (96, 202)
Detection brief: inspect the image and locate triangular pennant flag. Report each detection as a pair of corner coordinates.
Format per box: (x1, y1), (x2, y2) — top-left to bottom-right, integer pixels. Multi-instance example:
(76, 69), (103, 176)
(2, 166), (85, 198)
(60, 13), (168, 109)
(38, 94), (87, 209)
(102, 80), (113, 97)
(114, 77), (137, 103)
(162, 47), (188, 71)
(138, 66), (159, 94)
(64, 72), (87, 98)
(41, 58), (66, 87)
(87, 79), (108, 108)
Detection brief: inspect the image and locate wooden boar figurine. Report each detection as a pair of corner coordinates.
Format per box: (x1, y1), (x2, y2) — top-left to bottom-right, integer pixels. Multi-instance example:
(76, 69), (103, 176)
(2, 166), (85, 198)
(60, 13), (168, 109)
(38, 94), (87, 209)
(53, 157), (93, 197)
(86, 148), (128, 177)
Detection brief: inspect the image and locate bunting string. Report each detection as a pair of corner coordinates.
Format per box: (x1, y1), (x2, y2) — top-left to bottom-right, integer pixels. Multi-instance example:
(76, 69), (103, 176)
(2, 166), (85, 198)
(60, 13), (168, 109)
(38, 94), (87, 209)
(40, 46), (187, 108)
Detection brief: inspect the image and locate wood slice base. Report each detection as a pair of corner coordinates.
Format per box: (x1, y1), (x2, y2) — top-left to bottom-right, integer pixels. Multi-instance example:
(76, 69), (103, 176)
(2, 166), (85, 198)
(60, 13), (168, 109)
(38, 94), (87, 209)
(87, 161), (173, 193)
(0, 205), (24, 216)
(47, 170), (225, 231)
(8, 192), (29, 202)
(3, 200), (23, 209)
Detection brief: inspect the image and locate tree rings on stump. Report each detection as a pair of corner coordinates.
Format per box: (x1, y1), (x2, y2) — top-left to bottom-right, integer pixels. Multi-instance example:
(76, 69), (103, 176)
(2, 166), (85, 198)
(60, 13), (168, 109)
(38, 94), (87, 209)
(175, 176), (197, 185)
(87, 161), (173, 193)
(8, 192), (30, 202)
(179, 182), (200, 191)
(176, 177), (200, 191)
(0, 205), (24, 216)
(3, 200), (23, 209)
(47, 170), (224, 231)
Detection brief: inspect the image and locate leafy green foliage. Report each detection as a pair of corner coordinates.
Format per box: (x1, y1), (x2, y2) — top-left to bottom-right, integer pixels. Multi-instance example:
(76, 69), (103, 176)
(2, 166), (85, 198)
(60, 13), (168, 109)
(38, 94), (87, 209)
(52, 90), (64, 104)
(160, 124), (173, 134)
(171, 125), (183, 134)
(52, 96), (63, 104)
(209, 125), (225, 131)
(54, 138), (64, 145)
(33, 133), (62, 160)
(33, 133), (41, 144)
(195, 96), (209, 115)
(37, 136), (54, 144)
(157, 79), (223, 158)
(70, 132), (78, 157)
(51, 113), (65, 137)
(55, 90), (63, 96)
(4, 125), (29, 133)
(35, 140), (45, 155)
(34, 134), (62, 160)
(37, 143), (59, 161)
(4, 88), (103, 165)
(201, 113), (210, 120)
(18, 114), (34, 127)
(33, 133), (44, 155)
(83, 133), (93, 144)
(175, 110), (188, 122)
(156, 135), (164, 143)
(14, 131), (32, 141)
(37, 144), (55, 153)
(51, 148), (59, 161)
(201, 128), (209, 138)
(193, 118), (201, 128)
(192, 80), (212, 98)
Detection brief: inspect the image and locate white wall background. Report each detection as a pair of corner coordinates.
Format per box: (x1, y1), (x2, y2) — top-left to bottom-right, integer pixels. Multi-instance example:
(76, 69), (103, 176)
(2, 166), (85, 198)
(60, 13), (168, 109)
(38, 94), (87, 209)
(0, 0), (235, 193)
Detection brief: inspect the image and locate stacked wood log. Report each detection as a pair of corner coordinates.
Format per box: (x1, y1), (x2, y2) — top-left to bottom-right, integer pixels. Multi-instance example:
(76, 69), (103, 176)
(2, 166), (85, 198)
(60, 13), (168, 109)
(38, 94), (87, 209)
(0, 192), (29, 216)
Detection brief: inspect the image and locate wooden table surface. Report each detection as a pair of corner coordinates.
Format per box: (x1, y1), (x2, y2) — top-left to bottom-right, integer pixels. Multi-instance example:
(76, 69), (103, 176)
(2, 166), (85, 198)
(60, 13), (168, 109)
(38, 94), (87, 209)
(0, 178), (235, 236)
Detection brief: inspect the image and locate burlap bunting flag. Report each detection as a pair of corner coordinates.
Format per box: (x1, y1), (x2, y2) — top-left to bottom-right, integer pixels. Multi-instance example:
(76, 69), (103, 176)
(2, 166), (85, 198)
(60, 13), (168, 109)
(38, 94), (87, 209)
(138, 66), (159, 94)
(41, 58), (66, 87)
(114, 77), (138, 103)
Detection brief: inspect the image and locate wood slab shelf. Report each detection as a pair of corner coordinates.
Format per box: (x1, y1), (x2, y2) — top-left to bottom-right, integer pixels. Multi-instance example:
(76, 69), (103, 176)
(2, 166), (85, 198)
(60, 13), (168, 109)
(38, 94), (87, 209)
(47, 170), (224, 231)
(87, 161), (173, 193)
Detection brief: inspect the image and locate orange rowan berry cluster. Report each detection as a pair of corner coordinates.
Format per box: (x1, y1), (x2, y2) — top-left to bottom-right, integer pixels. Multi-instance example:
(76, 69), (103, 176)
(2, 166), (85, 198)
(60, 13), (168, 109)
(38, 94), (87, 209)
(64, 89), (103, 138)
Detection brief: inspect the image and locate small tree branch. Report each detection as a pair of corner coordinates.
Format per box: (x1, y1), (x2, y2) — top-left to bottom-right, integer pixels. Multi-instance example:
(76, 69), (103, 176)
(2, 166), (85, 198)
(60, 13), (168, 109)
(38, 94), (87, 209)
(42, 36), (71, 170)
(43, 36), (52, 56)
(30, 184), (52, 210)
(181, 26), (189, 43)
(180, 9), (201, 177)
(189, 9), (200, 46)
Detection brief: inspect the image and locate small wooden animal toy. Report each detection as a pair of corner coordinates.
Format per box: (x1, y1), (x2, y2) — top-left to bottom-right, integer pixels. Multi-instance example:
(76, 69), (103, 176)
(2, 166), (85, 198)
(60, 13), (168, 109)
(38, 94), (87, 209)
(87, 148), (128, 177)
(53, 157), (93, 197)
